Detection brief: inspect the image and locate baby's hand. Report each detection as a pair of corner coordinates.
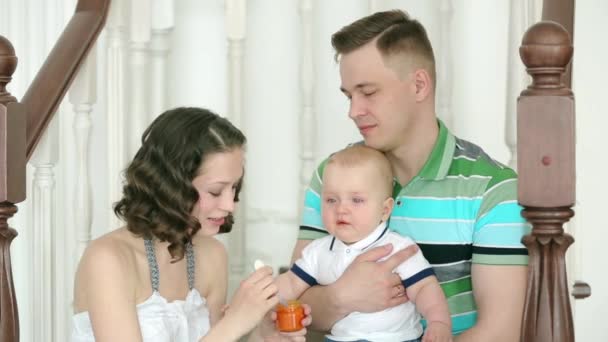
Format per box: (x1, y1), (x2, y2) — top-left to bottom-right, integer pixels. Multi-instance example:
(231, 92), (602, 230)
(422, 321), (452, 342)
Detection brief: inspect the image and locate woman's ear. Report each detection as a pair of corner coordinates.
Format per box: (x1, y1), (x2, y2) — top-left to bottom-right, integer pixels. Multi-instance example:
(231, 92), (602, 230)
(382, 197), (395, 221)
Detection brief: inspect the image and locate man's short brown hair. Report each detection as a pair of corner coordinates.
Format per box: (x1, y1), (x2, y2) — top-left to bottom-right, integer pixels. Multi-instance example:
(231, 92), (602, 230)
(331, 9), (436, 86)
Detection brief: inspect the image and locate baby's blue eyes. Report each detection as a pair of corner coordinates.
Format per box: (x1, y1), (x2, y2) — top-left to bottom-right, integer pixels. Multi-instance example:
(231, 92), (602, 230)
(324, 197), (365, 204)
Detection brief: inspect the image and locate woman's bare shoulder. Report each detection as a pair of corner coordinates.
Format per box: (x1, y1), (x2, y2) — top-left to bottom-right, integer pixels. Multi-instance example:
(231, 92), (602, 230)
(79, 228), (137, 268)
(74, 228), (141, 312)
(75, 228), (147, 291)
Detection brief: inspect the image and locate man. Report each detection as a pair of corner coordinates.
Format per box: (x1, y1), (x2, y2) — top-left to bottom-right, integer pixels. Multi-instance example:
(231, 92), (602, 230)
(292, 10), (529, 341)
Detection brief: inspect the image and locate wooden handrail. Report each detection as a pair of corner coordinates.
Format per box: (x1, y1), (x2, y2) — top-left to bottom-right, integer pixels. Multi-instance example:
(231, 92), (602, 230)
(22, 0), (111, 160)
(0, 1), (110, 341)
(542, 0), (575, 88)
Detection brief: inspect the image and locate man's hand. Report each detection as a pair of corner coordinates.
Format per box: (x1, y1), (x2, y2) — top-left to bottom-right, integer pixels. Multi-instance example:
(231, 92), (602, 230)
(291, 239), (418, 331)
(332, 243), (419, 313)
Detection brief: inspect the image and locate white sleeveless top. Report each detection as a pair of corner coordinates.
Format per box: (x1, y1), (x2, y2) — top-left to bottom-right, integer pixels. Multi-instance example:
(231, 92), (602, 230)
(71, 239), (211, 341)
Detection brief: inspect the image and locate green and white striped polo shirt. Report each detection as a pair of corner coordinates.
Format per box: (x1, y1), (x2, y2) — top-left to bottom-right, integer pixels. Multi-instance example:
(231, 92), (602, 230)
(298, 120), (530, 334)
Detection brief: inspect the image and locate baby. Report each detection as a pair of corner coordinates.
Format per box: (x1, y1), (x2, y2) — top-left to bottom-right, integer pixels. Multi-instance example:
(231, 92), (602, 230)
(276, 145), (451, 342)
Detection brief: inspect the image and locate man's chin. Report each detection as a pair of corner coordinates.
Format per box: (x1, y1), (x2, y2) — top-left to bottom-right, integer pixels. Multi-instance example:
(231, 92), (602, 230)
(361, 138), (374, 147)
(362, 139), (386, 152)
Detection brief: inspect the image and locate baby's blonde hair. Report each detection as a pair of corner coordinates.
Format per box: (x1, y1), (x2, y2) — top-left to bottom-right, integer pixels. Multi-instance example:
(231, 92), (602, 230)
(326, 144), (394, 198)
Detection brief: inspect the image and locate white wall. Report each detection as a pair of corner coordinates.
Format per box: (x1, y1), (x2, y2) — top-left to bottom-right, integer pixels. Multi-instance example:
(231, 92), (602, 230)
(2, 0), (606, 340)
(571, 1), (608, 340)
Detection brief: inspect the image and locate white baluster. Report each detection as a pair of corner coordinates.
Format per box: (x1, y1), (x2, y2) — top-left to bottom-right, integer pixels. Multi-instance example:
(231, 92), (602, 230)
(70, 50), (97, 261)
(436, 0), (454, 129)
(128, 0), (151, 158)
(30, 133), (56, 342)
(28, 0), (62, 340)
(106, 0), (128, 230)
(29, 0), (72, 341)
(368, 0), (380, 13)
(29, 7), (61, 332)
(226, 0), (245, 129)
(25, 0), (43, 339)
(56, 3), (75, 341)
(225, 0), (247, 287)
(298, 0), (316, 212)
(150, 0), (174, 115)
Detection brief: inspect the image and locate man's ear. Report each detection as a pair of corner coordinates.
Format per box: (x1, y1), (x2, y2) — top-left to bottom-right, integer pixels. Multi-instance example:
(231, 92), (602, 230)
(382, 197), (395, 221)
(413, 68), (432, 102)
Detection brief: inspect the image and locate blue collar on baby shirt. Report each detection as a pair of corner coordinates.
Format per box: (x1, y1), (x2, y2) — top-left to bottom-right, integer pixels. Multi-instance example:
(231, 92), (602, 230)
(329, 221), (389, 252)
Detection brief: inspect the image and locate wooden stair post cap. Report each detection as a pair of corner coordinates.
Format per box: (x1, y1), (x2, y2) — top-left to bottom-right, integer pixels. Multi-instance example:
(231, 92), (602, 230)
(520, 21), (572, 70)
(0, 36), (17, 104)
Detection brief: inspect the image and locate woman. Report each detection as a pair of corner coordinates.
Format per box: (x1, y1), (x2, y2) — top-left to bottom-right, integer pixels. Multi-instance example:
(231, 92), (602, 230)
(72, 107), (310, 341)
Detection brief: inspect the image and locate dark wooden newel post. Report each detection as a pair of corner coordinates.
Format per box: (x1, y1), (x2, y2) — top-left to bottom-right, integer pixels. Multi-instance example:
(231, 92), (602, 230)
(517, 21), (577, 342)
(0, 35), (26, 342)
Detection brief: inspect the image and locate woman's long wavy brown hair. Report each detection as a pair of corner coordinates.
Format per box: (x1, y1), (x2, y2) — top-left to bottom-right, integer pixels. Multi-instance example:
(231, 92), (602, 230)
(114, 107), (246, 261)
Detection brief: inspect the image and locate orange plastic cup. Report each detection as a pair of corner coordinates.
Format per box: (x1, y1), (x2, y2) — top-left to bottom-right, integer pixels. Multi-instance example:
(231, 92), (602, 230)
(276, 300), (305, 332)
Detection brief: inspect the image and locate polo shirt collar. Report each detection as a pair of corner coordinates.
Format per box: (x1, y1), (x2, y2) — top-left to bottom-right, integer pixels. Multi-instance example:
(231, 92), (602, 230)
(417, 119), (456, 181)
(330, 221), (389, 252)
